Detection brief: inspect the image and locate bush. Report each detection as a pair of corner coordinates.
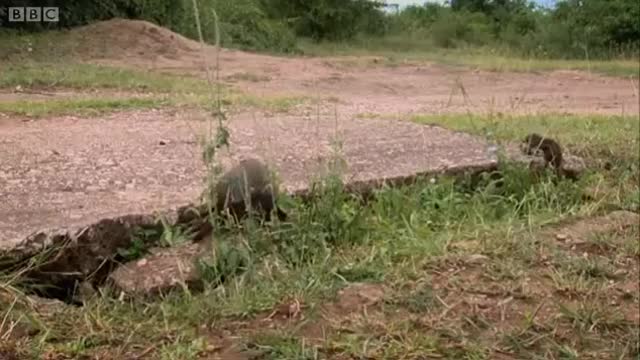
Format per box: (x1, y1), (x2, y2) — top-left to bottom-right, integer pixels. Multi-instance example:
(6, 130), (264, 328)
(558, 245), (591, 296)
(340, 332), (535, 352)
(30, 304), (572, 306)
(430, 10), (493, 48)
(260, 0), (388, 41)
(189, 0), (298, 53)
(0, 0), (298, 53)
(383, 0), (639, 59)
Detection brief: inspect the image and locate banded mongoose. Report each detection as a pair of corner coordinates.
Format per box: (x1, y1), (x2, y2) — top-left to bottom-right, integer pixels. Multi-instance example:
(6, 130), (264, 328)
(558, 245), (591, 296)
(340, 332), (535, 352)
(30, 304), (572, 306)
(214, 158), (287, 222)
(190, 158), (287, 241)
(521, 133), (577, 180)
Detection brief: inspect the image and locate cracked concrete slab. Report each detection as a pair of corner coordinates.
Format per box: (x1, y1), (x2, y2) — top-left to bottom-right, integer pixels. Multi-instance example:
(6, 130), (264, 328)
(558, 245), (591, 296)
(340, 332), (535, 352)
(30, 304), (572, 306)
(0, 109), (498, 254)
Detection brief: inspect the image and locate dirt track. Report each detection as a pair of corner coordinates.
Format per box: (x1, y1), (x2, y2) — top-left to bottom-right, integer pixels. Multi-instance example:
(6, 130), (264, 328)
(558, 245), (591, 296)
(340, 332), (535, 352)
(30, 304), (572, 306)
(1, 19), (639, 249)
(69, 19), (639, 116)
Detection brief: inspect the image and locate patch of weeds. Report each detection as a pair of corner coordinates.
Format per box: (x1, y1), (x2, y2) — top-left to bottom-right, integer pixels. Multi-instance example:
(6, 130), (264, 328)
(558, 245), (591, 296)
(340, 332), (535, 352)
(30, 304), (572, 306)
(328, 327), (442, 359)
(0, 97), (167, 117)
(391, 282), (440, 314)
(558, 301), (632, 333)
(621, 188), (640, 212)
(546, 267), (602, 297)
(197, 237), (252, 285)
(483, 257), (527, 281)
(584, 222), (640, 258)
(246, 332), (320, 359)
(158, 337), (207, 360)
(232, 93), (310, 113)
(116, 237), (150, 263)
(582, 232), (623, 256)
(334, 262), (384, 283)
(440, 342), (491, 360)
(556, 255), (618, 281)
(224, 72), (271, 82)
(499, 315), (558, 359)
(355, 112), (383, 119)
(116, 220), (192, 262)
(56, 335), (104, 357)
(0, 62), (210, 93)
(263, 174), (369, 267)
(158, 218), (194, 248)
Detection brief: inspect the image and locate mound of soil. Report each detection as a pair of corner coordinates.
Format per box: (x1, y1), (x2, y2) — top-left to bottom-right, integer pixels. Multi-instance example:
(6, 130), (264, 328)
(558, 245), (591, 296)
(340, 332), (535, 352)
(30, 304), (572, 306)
(69, 18), (202, 61)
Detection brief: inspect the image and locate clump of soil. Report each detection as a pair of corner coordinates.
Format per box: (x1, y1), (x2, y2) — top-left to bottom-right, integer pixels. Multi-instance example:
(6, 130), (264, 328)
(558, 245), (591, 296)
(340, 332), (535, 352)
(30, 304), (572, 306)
(69, 18), (201, 60)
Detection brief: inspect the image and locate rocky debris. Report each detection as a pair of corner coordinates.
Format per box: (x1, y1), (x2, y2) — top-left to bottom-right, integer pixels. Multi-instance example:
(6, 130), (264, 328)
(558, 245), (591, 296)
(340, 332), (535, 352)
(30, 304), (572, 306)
(334, 283), (387, 312)
(466, 254), (490, 264)
(107, 241), (208, 298)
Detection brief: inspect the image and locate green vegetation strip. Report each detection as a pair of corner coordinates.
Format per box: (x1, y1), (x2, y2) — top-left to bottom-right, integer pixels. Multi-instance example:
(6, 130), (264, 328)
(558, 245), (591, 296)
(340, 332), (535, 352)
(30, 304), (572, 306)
(0, 97), (168, 118)
(0, 63), (210, 93)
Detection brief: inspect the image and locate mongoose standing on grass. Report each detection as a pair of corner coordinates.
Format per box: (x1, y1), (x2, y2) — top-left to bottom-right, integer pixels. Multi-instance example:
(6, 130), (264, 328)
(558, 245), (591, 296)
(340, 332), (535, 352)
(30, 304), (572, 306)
(521, 133), (578, 180)
(190, 158), (287, 241)
(214, 157), (287, 222)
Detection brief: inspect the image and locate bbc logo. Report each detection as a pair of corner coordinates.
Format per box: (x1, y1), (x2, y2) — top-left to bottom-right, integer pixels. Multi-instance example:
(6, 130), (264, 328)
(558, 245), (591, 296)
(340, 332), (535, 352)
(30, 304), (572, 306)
(8, 7), (59, 22)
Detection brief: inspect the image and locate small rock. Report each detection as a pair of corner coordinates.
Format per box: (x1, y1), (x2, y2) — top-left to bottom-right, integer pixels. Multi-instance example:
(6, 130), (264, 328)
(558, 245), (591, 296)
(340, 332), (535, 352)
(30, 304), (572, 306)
(159, 140), (167, 146)
(555, 233), (568, 241)
(107, 242), (208, 298)
(467, 254), (489, 264)
(613, 269), (627, 277)
(335, 283), (386, 310)
(26, 295), (67, 316)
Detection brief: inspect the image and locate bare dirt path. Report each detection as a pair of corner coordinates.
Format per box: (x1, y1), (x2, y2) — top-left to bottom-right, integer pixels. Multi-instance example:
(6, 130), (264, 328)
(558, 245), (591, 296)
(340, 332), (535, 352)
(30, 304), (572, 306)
(221, 58), (640, 116)
(76, 20), (638, 116)
(1, 19), (638, 249)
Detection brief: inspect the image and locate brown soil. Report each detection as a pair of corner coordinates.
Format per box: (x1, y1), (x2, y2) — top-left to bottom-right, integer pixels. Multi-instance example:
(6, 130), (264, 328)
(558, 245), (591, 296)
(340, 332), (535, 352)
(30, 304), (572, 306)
(59, 19), (640, 116)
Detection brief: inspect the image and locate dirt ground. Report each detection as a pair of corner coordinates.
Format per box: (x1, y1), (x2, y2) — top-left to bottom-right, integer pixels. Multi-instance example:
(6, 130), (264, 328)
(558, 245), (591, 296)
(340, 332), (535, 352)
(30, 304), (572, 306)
(0, 19), (638, 247)
(77, 20), (639, 116)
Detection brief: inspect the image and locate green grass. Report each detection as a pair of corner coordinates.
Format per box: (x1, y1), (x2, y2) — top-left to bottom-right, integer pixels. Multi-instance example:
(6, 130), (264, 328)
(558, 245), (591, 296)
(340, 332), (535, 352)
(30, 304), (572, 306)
(0, 97), (169, 117)
(413, 113), (640, 213)
(0, 62), (312, 117)
(2, 110), (638, 358)
(412, 113), (640, 159)
(0, 92), (308, 118)
(0, 62), (211, 93)
(299, 37), (640, 78)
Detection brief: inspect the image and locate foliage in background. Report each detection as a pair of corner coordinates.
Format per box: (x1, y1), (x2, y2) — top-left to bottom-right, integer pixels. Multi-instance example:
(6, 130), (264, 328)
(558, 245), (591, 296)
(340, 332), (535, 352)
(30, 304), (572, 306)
(390, 0), (639, 59)
(1, 0), (638, 59)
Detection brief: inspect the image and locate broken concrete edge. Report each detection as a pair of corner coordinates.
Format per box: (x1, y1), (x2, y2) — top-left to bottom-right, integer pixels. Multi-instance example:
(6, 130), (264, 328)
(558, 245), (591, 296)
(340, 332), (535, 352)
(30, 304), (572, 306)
(0, 145), (582, 284)
(0, 213), (171, 265)
(288, 160), (500, 202)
